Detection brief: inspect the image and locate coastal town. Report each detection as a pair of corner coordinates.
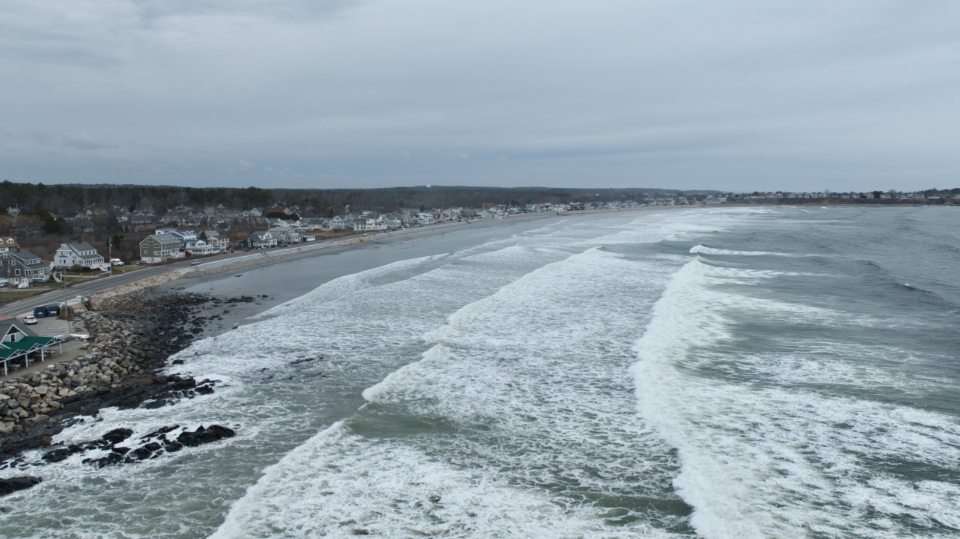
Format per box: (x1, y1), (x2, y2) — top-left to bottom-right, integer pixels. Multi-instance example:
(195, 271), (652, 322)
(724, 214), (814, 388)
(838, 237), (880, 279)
(0, 184), (957, 292)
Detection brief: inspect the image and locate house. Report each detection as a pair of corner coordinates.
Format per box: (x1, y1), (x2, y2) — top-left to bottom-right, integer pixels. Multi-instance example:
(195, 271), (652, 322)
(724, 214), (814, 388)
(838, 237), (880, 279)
(239, 232), (277, 249)
(139, 233), (183, 263)
(0, 317), (62, 376)
(301, 218), (327, 231)
(155, 229), (198, 249)
(185, 240), (220, 256)
(202, 231), (230, 251)
(267, 227), (298, 244)
(0, 237), (18, 253)
(417, 213), (435, 226)
(328, 215), (348, 230)
(0, 250), (50, 284)
(53, 243), (105, 269)
(129, 210), (158, 227)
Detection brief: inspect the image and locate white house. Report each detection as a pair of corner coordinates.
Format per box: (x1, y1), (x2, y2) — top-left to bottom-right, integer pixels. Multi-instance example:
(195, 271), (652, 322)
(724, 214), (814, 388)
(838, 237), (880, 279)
(202, 231), (230, 251)
(185, 240), (220, 256)
(267, 226), (299, 244)
(328, 216), (347, 230)
(417, 212), (435, 226)
(53, 243), (105, 269)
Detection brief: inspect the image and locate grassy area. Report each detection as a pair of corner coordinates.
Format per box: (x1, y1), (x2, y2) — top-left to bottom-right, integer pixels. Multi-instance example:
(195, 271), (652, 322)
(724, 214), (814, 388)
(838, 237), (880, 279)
(111, 266), (146, 276)
(0, 289), (52, 305)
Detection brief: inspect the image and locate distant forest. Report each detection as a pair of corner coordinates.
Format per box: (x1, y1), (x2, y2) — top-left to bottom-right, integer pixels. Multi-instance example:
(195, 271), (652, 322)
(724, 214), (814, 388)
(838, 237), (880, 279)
(0, 181), (698, 216)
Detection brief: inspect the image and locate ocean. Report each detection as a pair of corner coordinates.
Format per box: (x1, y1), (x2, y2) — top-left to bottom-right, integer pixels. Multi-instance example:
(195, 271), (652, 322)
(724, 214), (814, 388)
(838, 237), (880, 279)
(2, 206), (959, 538)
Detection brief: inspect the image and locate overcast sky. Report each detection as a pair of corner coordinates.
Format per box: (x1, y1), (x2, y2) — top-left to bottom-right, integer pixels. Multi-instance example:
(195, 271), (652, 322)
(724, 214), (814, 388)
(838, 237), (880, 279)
(1, 1), (958, 192)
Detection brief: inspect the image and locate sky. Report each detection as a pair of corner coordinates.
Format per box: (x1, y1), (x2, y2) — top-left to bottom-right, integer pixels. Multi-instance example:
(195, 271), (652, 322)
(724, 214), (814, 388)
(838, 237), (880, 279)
(1, 1), (958, 192)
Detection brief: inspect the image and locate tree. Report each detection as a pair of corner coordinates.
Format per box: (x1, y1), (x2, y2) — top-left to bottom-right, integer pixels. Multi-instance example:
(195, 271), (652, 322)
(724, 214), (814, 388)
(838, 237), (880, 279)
(199, 231), (207, 241)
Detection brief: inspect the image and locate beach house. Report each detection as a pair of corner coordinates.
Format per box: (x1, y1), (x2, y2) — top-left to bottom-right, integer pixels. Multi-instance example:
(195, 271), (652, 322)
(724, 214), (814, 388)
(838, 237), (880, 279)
(239, 231), (277, 249)
(53, 242), (105, 269)
(0, 250), (50, 285)
(139, 233), (183, 263)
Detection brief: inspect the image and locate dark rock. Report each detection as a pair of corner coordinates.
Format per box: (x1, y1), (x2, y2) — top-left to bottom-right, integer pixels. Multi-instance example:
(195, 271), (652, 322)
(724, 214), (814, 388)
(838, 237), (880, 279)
(42, 448), (72, 463)
(142, 425), (179, 439)
(0, 476), (42, 497)
(83, 452), (124, 468)
(163, 441), (183, 452)
(101, 428), (134, 444)
(126, 442), (163, 462)
(195, 385), (214, 395)
(176, 425), (235, 447)
(80, 440), (112, 451)
(172, 359), (184, 365)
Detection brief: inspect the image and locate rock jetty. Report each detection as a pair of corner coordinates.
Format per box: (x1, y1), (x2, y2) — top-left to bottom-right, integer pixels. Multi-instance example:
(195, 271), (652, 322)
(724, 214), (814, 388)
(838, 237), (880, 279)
(0, 290), (246, 462)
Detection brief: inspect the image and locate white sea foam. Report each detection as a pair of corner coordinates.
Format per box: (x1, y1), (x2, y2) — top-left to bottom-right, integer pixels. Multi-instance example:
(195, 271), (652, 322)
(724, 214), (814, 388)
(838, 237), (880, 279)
(690, 244), (800, 256)
(9, 207), (954, 539)
(631, 258), (960, 539)
(214, 242), (693, 538)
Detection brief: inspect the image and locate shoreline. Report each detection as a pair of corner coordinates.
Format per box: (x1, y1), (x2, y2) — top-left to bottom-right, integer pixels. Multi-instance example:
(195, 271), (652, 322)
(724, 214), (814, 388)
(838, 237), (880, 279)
(0, 211), (565, 469)
(0, 205), (699, 481)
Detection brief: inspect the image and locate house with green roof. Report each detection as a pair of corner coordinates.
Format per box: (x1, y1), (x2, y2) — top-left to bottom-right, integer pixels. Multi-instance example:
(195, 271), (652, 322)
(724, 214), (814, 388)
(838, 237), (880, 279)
(0, 318), (62, 376)
(239, 231), (277, 249)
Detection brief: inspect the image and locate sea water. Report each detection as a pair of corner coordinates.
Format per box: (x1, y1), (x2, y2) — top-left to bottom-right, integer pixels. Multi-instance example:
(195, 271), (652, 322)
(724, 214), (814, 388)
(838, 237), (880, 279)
(2, 207), (959, 538)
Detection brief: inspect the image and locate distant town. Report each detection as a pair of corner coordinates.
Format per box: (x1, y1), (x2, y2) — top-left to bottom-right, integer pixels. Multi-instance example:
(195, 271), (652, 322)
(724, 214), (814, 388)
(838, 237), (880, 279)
(0, 181), (955, 297)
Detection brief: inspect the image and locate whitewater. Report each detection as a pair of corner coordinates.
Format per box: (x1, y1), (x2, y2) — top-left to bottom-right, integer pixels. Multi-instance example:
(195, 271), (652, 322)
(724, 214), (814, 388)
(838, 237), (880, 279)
(2, 207), (959, 539)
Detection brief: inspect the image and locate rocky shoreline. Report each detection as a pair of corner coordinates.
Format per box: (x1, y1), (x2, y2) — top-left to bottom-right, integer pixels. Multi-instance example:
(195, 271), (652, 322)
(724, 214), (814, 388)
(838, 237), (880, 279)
(0, 289), (259, 494)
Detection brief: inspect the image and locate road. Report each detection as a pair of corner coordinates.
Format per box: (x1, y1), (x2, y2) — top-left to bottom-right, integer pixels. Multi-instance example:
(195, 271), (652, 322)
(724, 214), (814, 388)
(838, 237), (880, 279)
(0, 236), (374, 319)
(0, 218), (541, 319)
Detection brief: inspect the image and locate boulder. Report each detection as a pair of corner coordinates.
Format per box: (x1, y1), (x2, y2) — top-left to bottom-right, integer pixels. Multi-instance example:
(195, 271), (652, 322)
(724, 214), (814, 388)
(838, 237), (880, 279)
(41, 448), (71, 463)
(0, 476), (42, 497)
(176, 425), (235, 447)
(83, 452), (124, 468)
(101, 428), (134, 444)
(125, 442), (163, 462)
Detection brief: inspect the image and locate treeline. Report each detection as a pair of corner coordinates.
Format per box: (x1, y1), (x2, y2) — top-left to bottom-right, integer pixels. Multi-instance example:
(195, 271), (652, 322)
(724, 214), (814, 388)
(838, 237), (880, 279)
(0, 182), (276, 215)
(0, 181), (691, 216)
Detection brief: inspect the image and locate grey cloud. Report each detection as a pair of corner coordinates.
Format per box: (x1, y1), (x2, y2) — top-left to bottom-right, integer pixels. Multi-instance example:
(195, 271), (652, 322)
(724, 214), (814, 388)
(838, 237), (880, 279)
(0, 0), (958, 191)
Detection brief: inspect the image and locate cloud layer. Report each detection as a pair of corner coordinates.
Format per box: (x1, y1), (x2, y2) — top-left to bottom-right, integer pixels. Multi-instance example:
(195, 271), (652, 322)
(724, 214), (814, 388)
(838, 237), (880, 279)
(2, 0), (958, 190)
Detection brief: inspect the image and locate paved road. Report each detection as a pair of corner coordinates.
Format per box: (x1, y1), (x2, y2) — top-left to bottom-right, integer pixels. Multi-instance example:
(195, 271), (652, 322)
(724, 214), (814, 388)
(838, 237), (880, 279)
(0, 219), (536, 319)
(0, 237), (368, 319)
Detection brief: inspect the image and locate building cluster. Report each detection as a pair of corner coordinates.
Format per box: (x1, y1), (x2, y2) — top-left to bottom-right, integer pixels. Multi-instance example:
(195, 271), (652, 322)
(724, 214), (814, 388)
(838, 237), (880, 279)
(3, 188), (955, 284)
(0, 239), (107, 287)
(725, 190), (960, 201)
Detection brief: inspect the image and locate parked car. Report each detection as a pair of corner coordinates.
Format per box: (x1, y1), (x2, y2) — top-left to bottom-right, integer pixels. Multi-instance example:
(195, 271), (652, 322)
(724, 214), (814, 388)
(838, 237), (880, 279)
(23, 316), (37, 325)
(110, 258), (124, 266)
(0, 279), (8, 288)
